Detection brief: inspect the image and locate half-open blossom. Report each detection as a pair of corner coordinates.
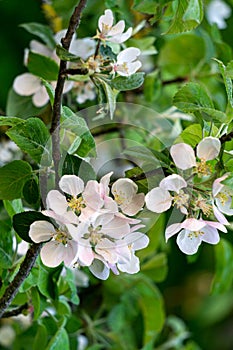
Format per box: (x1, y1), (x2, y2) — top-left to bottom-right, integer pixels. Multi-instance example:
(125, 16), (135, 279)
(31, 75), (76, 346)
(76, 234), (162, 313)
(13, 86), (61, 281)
(170, 137), (221, 171)
(111, 178), (145, 215)
(165, 218), (226, 255)
(29, 220), (78, 267)
(97, 9), (132, 43)
(212, 174), (233, 224)
(112, 47), (142, 76)
(145, 174), (189, 214)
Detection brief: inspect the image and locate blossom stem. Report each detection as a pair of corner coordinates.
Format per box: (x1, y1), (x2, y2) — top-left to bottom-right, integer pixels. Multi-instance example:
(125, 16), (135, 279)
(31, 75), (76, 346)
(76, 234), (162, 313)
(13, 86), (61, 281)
(0, 243), (42, 319)
(50, 0), (88, 189)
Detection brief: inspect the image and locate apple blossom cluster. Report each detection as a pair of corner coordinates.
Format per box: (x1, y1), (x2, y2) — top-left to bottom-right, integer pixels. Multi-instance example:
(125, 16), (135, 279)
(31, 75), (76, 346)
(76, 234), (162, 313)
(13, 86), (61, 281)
(13, 9), (142, 107)
(146, 137), (233, 255)
(29, 173), (148, 280)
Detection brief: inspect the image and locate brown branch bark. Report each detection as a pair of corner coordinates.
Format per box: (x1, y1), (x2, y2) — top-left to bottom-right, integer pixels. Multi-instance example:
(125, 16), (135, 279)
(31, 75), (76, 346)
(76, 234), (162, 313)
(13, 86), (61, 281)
(0, 244), (42, 319)
(220, 130), (233, 144)
(50, 0), (88, 188)
(1, 303), (28, 318)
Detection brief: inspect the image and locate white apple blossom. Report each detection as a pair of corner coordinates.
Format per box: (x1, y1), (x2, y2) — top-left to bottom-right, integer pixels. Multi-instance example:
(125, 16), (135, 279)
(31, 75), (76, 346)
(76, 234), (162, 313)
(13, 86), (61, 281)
(145, 174), (189, 214)
(74, 80), (96, 104)
(97, 9), (132, 43)
(170, 137), (221, 171)
(111, 178), (145, 215)
(206, 0), (231, 29)
(212, 174), (233, 224)
(13, 73), (73, 107)
(112, 47), (142, 76)
(29, 220), (78, 268)
(165, 218), (227, 255)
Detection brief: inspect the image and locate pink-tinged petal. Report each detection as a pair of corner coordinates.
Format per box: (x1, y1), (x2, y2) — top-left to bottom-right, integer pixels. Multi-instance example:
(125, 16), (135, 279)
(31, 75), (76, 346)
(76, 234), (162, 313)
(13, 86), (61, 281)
(63, 240), (79, 267)
(66, 222), (88, 242)
(127, 232), (149, 250)
(126, 61), (142, 75)
(181, 218), (206, 231)
(112, 178), (138, 201)
(78, 245), (94, 266)
(83, 180), (104, 210)
(201, 226), (220, 245)
(42, 209), (79, 225)
(40, 241), (65, 267)
(121, 193), (145, 216)
(213, 174), (228, 196)
(170, 143), (196, 170)
(98, 9), (113, 31)
(46, 190), (68, 215)
(110, 27), (132, 43)
(117, 47), (141, 64)
(196, 137), (221, 161)
(102, 216), (130, 239)
(165, 223), (182, 241)
(32, 86), (49, 107)
(96, 239), (118, 264)
(203, 220), (227, 232)
(29, 220), (55, 243)
(108, 20), (125, 36)
(160, 174), (187, 192)
(13, 73), (40, 96)
(213, 203), (230, 225)
(89, 259), (110, 280)
(145, 187), (172, 213)
(59, 175), (84, 197)
(177, 229), (201, 255)
(99, 171), (113, 197)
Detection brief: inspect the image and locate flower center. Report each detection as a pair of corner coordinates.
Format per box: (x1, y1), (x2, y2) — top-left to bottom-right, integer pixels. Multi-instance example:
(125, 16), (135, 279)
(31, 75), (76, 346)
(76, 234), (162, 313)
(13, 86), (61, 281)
(67, 196), (85, 214)
(216, 191), (229, 205)
(196, 159), (211, 176)
(83, 225), (103, 246)
(195, 197), (212, 216)
(173, 190), (189, 210)
(54, 229), (72, 246)
(188, 231), (204, 239)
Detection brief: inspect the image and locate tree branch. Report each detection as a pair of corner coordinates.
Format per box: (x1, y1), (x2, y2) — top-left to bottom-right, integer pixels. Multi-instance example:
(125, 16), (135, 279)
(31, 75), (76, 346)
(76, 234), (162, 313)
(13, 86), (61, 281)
(220, 130), (233, 144)
(1, 303), (29, 318)
(0, 243), (42, 319)
(50, 0), (88, 188)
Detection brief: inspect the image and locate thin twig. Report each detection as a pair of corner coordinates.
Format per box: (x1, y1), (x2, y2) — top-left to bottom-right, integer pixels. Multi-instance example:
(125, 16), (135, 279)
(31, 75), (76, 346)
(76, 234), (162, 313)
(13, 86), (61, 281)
(220, 130), (233, 144)
(0, 244), (42, 319)
(50, 0), (88, 188)
(1, 303), (29, 318)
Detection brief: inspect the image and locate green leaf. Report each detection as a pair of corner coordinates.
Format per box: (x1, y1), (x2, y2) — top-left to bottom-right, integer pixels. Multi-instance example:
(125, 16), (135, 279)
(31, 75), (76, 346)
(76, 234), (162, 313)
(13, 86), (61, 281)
(96, 78), (118, 119)
(222, 174), (233, 189)
(0, 116), (25, 127)
(211, 239), (233, 295)
(45, 327), (69, 350)
(33, 322), (48, 350)
(61, 106), (96, 157)
(20, 22), (56, 49)
(7, 117), (50, 163)
(141, 253), (168, 282)
(38, 262), (63, 300)
(28, 51), (59, 81)
(173, 82), (227, 122)
(13, 211), (52, 243)
(165, 0), (203, 34)
(41, 79), (55, 105)
(99, 44), (117, 60)
(56, 44), (82, 62)
(62, 154), (96, 182)
(0, 247), (12, 269)
(174, 123), (202, 147)
(144, 70), (161, 102)
(59, 268), (79, 305)
(0, 161), (32, 200)
(23, 177), (40, 205)
(3, 199), (24, 218)
(6, 88), (47, 118)
(133, 0), (158, 14)
(214, 58), (233, 108)
(110, 72), (145, 91)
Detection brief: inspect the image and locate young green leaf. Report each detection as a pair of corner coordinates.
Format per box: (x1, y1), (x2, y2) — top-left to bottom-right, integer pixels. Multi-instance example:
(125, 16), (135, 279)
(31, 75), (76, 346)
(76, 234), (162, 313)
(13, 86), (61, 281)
(0, 161), (33, 200)
(62, 154), (96, 182)
(20, 22), (56, 49)
(28, 51), (59, 81)
(56, 44), (82, 62)
(110, 72), (145, 91)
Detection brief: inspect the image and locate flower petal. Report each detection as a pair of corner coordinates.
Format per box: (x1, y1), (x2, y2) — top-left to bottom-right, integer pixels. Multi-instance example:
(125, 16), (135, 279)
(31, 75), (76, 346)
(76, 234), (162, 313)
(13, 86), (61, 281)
(170, 143), (196, 170)
(165, 223), (181, 241)
(201, 226), (220, 245)
(40, 241), (65, 267)
(29, 220), (55, 243)
(213, 203), (230, 225)
(117, 47), (141, 64)
(46, 190), (68, 215)
(110, 27), (132, 43)
(196, 137), (221, 161)
(13, 73), (40, 96)
(59, 175), (84, 197)
(160, 174), (187, 192)
(177, 229), (201, 255)
(121, 193), (145, 216)
(212, 174), (228, 197)
(78, 245), (94, 266)
(181, 218), (206, 231)
(89, 259), (110, 280)
(98, 9), (113, 31)
(108, 20), (125, 36)
(145, 187), (172, 213)
(32, 85), (49, 107)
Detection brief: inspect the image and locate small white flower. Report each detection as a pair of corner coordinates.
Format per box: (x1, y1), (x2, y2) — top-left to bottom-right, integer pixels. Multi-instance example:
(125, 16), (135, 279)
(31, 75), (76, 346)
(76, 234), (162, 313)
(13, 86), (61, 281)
(165, 218), (226, 255)
(97, 9), (132, 43)
(212, 174), (233, 224)
(111, 178), (145, 215)
(206, 0), (231, 29)
(29, 220), (78, 268)
(145, 174), (188, 214)
(112, 47), (142, 76)
(170, 137), (221, 171)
